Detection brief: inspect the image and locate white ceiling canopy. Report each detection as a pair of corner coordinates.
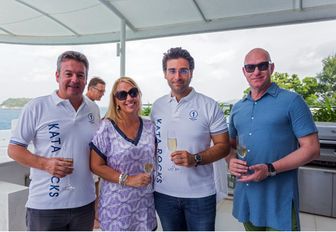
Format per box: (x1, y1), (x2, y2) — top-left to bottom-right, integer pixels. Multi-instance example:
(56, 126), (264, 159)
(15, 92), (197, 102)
(1, 0), (336, 45)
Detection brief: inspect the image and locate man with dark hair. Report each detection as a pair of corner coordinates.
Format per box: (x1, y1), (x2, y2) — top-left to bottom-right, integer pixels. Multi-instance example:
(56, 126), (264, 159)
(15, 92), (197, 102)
(8, 51), (100, 231)
(227, 48), (320, 231)
(86, 76), (106, 102)
(151, 47), (230, 231)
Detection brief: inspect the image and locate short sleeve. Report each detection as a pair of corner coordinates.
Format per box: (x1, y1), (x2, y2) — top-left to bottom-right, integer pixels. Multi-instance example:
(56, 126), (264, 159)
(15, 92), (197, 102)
(10, 100), (37, 147)
(89, 120), (110, 160)
(209, 101), (228, 135)
(289, 95), (317, 138)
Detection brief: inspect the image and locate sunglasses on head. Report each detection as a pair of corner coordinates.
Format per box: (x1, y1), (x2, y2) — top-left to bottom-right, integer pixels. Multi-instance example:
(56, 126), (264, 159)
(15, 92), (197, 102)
(115, 87), (139, 101)
(244, 61), (272, 73)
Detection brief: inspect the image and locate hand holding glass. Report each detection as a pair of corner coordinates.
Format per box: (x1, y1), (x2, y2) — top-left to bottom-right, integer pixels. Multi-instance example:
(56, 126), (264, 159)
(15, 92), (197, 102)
(144, 161), (154, 192)
(63, 154), (75, 191)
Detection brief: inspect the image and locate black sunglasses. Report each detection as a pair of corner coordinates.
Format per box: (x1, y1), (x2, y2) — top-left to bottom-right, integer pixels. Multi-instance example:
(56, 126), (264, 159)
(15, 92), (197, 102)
(115, 87), (139, 101)
(244, 61), (272, 73)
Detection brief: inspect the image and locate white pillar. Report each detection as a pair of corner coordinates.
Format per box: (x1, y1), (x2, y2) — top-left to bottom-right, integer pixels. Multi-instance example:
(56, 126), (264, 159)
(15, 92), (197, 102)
(120, 19), (126, 76)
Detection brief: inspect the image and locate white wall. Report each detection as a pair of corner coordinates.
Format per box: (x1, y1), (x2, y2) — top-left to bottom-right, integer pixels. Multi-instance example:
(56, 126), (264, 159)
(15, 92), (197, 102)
(0, 181), (28, 231)
(0, 161), (30, 186)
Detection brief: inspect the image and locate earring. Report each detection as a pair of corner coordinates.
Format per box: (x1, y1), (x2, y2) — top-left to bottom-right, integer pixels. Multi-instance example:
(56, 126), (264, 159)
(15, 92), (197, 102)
(117, 105), (120, 111)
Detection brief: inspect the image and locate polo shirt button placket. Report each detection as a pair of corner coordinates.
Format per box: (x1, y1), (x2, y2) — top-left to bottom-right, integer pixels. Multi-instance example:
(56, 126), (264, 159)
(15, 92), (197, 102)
(172, 100), (179, 119)
(173, 108), (179, 119)
(246, 145), (250, 187)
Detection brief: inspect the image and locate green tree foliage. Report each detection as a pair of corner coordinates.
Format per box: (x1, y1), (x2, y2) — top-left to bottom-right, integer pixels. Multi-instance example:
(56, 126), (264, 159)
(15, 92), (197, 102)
(218, 102), (232, 117)
(141, 105), (151, 116)
(272, 72), (320, 106)
(0, 98), (32, 108)
(316, 55), (336, 100)
(315, 55), (336, 114)
(313, 97), (336, 122)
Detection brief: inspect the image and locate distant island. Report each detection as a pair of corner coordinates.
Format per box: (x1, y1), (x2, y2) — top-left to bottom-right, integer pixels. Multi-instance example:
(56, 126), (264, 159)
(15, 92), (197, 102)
(0, 98), (32, 109)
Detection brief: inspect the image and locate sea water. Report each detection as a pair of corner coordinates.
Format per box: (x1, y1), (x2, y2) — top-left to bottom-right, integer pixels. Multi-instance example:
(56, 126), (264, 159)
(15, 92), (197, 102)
(0, 108), (21, 130)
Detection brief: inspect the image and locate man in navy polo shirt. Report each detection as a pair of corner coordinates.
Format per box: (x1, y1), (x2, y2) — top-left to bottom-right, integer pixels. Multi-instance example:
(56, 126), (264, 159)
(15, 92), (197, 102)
(227, 48), (320, 231)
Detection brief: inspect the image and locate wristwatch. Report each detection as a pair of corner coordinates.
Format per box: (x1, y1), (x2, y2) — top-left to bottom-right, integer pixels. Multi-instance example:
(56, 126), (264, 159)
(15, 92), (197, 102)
(194, 153), (202, 167)
(266, 163), (277, 177)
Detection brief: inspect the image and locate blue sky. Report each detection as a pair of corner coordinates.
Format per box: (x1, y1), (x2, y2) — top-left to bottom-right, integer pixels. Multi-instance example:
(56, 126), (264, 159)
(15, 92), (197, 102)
(0, 20), (335, 107)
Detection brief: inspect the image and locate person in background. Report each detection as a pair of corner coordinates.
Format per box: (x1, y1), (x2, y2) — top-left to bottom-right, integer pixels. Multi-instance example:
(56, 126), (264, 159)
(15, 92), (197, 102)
(226, 48), (320, 231)
(85, 76), (106, 229)
(8, 51), (100, 231)
(86, 76), (106, 102)
(150, 47), (230, 231)
(90, 76), (157, 231)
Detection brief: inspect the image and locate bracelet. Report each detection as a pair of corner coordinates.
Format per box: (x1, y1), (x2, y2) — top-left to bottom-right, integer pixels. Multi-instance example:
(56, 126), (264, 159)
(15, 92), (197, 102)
(118, 173), (128, 186)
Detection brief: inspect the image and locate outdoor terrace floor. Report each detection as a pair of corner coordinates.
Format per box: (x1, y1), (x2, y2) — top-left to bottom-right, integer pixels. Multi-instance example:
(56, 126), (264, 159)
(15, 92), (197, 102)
(154, 197), (336, 231)
(215, 198), (336, 231)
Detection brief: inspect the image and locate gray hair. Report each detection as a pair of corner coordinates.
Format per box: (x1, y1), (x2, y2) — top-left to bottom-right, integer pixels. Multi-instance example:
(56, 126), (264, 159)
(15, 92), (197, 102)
(57, 51), (89, 77)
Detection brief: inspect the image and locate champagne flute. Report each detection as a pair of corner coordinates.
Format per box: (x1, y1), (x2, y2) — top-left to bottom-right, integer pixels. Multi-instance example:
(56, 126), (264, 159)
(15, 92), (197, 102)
(167, 130), (178, 171)
(236, 137), (247, 160)
(63, 154), (75, 191)
(144, 161), (154, 193)
(236, 136), (248, 176)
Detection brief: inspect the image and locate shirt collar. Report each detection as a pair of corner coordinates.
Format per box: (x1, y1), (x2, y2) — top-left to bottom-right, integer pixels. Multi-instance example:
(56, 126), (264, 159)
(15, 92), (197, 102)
(243, 82), (279, 101)
(167, 87), (196, 103)
(51, 90), (86, 107)
(51, 90), (66, 105)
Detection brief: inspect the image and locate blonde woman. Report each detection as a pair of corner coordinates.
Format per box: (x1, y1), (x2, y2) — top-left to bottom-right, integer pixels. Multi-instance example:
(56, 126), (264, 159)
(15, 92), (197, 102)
(90, 77), (157, 231)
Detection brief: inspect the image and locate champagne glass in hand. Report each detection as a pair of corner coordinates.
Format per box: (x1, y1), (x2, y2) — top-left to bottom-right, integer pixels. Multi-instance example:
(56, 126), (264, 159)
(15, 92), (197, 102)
(167, 129), (178, 171)
(144, 162), (154, 174)
(236, 136), (247, 160)
(236, 136), (248, 177)
(63, 154), (75, 191)
(144, 161), (154, 193)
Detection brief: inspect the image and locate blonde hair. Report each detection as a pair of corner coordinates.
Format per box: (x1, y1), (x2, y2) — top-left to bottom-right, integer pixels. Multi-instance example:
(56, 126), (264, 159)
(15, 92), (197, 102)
(105, 76), (142, 122)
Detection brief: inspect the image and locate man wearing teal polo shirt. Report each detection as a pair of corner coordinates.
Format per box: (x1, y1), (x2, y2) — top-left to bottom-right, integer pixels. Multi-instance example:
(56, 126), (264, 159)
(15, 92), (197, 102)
(227, 48), (320, 231)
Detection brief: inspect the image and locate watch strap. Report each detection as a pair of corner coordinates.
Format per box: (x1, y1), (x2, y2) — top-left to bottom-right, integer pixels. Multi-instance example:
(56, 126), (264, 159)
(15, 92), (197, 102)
(194, 153), (202, 167)
(266, 163), (276, 176)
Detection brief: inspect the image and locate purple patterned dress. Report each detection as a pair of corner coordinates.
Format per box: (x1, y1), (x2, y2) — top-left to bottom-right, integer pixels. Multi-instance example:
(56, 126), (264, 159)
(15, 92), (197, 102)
(90, 118), (157, 231)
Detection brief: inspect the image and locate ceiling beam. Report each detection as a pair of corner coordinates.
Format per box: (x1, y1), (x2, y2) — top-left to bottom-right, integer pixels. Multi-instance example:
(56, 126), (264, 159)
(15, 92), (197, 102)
(1, 2), (336, 45)
(192, 0), (211, 23)
(0, 27), (15, 35)
(98, 0), (137, 32)
(15, 0), (80, 36)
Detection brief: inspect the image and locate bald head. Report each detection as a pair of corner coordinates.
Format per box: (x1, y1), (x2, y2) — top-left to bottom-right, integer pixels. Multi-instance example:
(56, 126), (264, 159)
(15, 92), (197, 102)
(242, 48), (274, 99)
(244, 48), (271, 64)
